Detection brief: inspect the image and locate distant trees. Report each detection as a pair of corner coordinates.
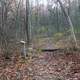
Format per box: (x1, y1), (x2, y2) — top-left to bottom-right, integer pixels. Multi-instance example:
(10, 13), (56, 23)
(0, 0), (80, 40)
(0, 0), (14, 56)
(0, 0), (27, 57)
(0, 0), (80, 56)
(29, 0), (80, 38)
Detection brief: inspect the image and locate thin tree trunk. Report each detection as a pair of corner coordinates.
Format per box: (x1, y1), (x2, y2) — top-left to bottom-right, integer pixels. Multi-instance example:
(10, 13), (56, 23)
(26, 0), (30, 46)
(57, 0), (78, 48)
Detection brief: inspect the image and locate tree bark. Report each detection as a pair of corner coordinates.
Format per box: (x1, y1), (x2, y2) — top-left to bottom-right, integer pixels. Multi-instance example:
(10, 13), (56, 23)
(26, 0), (30, 46)
(57, 0), (78, 48)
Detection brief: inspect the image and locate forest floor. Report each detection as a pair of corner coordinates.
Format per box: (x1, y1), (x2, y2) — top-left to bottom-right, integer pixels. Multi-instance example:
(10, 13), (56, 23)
(0, 50), (80, 80)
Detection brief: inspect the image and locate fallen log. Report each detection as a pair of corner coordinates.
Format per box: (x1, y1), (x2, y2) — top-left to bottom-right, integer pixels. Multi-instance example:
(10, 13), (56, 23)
(41, 48), (63, 52)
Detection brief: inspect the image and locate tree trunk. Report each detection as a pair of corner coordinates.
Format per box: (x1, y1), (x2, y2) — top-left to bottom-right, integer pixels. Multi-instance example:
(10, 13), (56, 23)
(57, 0), (78, 48)
(26, 0), (30, 46)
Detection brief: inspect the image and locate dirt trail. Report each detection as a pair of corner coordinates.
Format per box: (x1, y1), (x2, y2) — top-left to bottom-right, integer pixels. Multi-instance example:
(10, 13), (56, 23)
(28, 52), (80, 80)
(0, 51), (80, 80)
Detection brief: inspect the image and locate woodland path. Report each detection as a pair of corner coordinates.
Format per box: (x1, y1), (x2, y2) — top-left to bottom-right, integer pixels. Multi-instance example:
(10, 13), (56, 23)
(0, 48), (80, 80)
(28, 51), (80, 80)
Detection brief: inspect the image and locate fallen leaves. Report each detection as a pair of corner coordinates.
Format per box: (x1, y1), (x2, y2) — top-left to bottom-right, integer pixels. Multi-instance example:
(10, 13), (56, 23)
(0, 51), (80, 80)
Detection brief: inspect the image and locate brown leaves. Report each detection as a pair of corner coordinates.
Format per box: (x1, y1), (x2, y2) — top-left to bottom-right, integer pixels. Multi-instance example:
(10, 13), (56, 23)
(0, 51), (80, 80)
(30, 52), (80, 80)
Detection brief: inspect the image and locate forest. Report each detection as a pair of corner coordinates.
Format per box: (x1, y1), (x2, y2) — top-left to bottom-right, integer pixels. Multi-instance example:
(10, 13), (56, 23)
(0, 0), (80, 80)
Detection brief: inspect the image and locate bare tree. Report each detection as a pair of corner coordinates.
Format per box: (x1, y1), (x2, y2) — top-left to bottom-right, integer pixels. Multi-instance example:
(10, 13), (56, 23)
(26, 0), (30, 46)
(57, 0), (78, 48)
